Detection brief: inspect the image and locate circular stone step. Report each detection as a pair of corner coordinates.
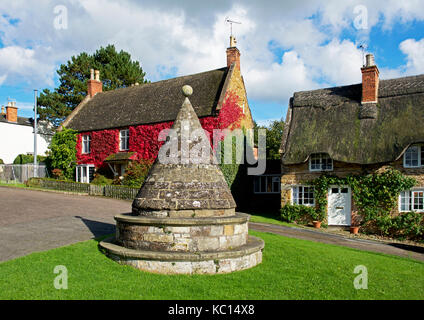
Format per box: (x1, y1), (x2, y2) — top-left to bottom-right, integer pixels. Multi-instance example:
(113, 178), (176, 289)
(115, 212), (251, 252)
(99, 236), (264, 275)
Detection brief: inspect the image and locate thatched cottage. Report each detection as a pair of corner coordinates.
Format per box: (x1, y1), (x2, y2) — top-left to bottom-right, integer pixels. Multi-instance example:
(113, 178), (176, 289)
(62, 37), (254, 183)
(280, 54), (424, 226)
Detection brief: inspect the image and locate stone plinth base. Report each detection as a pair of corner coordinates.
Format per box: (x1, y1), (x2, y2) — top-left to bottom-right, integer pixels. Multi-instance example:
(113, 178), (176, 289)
(115, 213), (250, 252)
(99, 236), (264, 275)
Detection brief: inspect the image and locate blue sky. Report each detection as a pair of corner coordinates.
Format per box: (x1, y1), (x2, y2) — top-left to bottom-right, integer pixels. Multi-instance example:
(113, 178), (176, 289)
(0, 1), (423, 126)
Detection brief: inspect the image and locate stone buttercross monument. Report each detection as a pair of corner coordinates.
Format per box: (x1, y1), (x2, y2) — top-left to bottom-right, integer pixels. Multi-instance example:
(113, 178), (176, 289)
(100, 86), (264, 274)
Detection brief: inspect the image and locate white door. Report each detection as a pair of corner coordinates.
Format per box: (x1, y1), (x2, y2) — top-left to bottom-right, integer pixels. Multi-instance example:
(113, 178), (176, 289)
(328, 186), (351, 226)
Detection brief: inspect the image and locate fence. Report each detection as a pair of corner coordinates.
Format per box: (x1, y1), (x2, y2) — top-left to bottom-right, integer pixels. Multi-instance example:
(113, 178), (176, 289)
(0, 164), (47, 183)
(28, 178), (139, 201)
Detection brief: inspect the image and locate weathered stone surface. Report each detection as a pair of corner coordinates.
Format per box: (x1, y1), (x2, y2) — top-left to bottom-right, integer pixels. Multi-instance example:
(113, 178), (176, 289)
(102, 236), (264, 274)
(101, 88), (263, 274)
(224, 225), (234, 236)
(132, 94), (236, 214)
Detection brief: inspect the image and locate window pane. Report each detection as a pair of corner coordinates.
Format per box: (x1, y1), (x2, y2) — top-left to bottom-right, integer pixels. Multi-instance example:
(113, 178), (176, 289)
(332, 188), (339, 194)
(310, 155), (319, 170)
(267, 177), (272, 193)
(400, 191), (411, 211)
(421, 147), (424, 166)
(413, 191), (424, 211)
(341, 188), (349, 194)
(405, 146), (419, 167)
(293, 186), (314, 205)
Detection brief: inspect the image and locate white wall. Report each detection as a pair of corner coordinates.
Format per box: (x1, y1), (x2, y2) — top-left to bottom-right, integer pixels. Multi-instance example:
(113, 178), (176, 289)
(0, 122), (50, 164)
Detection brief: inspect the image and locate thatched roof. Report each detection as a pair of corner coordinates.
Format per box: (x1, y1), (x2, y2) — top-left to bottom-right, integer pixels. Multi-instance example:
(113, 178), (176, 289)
(281, 74), (424, 165)
(65, 67), (231, 132)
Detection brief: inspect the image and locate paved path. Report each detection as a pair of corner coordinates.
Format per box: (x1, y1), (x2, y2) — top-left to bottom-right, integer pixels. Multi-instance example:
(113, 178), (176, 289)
(249, 222), (424, 262)
(0, 187), (130, 262)
(0, 187), (423, 263)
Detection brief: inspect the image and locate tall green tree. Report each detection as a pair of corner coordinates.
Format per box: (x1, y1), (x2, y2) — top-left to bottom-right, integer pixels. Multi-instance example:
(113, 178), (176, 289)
(38, 45), (148, 127)
(254, 119), (285, 160)
(47, 128), (77, 179)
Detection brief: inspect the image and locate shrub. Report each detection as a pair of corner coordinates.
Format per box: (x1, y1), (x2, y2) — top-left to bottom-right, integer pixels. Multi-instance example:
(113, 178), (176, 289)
(13, 154), (47, 165)
(0, 159), (3, 164)
(48, 128), (77, 179)
(91, 173), (113, 186)
(122, 159), (153, 188)
(281, 204), (317, 224)
(26, 177), (42, 188)
(52, 168), (65, 180)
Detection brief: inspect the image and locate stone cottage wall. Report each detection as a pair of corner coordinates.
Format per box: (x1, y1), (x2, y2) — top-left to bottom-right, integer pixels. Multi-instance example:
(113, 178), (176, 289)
(281, 158), (424, 222)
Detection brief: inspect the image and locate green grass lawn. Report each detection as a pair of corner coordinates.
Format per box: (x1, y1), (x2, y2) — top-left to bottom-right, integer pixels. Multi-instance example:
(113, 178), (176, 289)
(0, 231), (423, 300)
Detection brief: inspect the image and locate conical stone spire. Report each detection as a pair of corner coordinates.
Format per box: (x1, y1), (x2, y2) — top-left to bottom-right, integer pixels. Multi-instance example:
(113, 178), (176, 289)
(132, 85), (236, 217)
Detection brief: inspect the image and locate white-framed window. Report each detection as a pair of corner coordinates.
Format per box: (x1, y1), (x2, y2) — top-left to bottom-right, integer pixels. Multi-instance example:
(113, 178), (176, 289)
(403, 145), (424, 168)
(399, 189), (424, 212)
(309, 153), (333, 172)
(292, 185), (315, 206)
(253, 175), (280, 194)
(76, 164), (95, 183)
(120, 129), (130, 151)
(82, 135), (91, 154)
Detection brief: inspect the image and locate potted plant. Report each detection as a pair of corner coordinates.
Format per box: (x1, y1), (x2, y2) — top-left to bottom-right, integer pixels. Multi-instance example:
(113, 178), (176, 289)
(311, 209), (323, 229)
(313, 220), (322, 229)
(350, 226), (360, 234)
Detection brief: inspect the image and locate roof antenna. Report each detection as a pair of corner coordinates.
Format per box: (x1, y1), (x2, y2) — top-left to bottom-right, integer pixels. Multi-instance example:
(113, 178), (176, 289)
(359, 44), (367, 67)
(225, 17), (241, 47)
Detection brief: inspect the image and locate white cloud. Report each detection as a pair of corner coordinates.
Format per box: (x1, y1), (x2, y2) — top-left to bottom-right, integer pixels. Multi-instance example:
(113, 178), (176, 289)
(245, 51), (319, 103)
(0, 0), (423, 124)
(0, 46), (55, 86)
(400, 38), (424, 75)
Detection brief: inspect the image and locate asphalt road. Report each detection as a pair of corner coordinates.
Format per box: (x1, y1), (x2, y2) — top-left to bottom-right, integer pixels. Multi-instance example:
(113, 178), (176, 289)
(0, 187), (423, 263)
(0, 187), (130, 262)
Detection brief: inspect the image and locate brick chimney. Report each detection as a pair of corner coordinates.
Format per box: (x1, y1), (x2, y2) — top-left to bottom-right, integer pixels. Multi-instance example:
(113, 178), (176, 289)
(361, 54), (379, 104)
(226, 35), (241, 71)
(6, 101), (18, 123)
(87, 69), (103, 98)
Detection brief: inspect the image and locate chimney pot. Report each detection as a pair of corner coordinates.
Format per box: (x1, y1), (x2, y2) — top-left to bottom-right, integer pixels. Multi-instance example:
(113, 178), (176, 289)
(361, 54), (379, 104)
(6, 102), (18, 123)
(87, 70), (103, 98)
(1, 106), (5, 115)
(365, 54), (375, 67)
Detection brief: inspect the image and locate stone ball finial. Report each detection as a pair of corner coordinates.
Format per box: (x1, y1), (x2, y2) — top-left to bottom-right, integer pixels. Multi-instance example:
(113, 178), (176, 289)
(182, 85), (193, 97)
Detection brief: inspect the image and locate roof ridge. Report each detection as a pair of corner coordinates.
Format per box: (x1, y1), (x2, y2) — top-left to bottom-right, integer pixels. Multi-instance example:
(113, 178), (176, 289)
(94, 66), (228, 97)
(293, 73), (424, 97)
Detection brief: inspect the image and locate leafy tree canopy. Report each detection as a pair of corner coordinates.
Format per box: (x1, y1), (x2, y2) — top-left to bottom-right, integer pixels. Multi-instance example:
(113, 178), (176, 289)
(254, 119), (285, 160)
(47, 128), (77, 179)
(38, 45), (148, 127)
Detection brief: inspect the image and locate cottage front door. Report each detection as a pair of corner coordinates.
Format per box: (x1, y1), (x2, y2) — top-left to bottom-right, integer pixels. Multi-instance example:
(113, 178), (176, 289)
(327, 186), (351, 226)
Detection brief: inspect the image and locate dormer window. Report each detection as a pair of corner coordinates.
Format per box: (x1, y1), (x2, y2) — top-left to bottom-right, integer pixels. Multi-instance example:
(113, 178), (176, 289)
(120, 129), (130, 151)
(404, 145), (423, 168)
(309, 153), (333, 172)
